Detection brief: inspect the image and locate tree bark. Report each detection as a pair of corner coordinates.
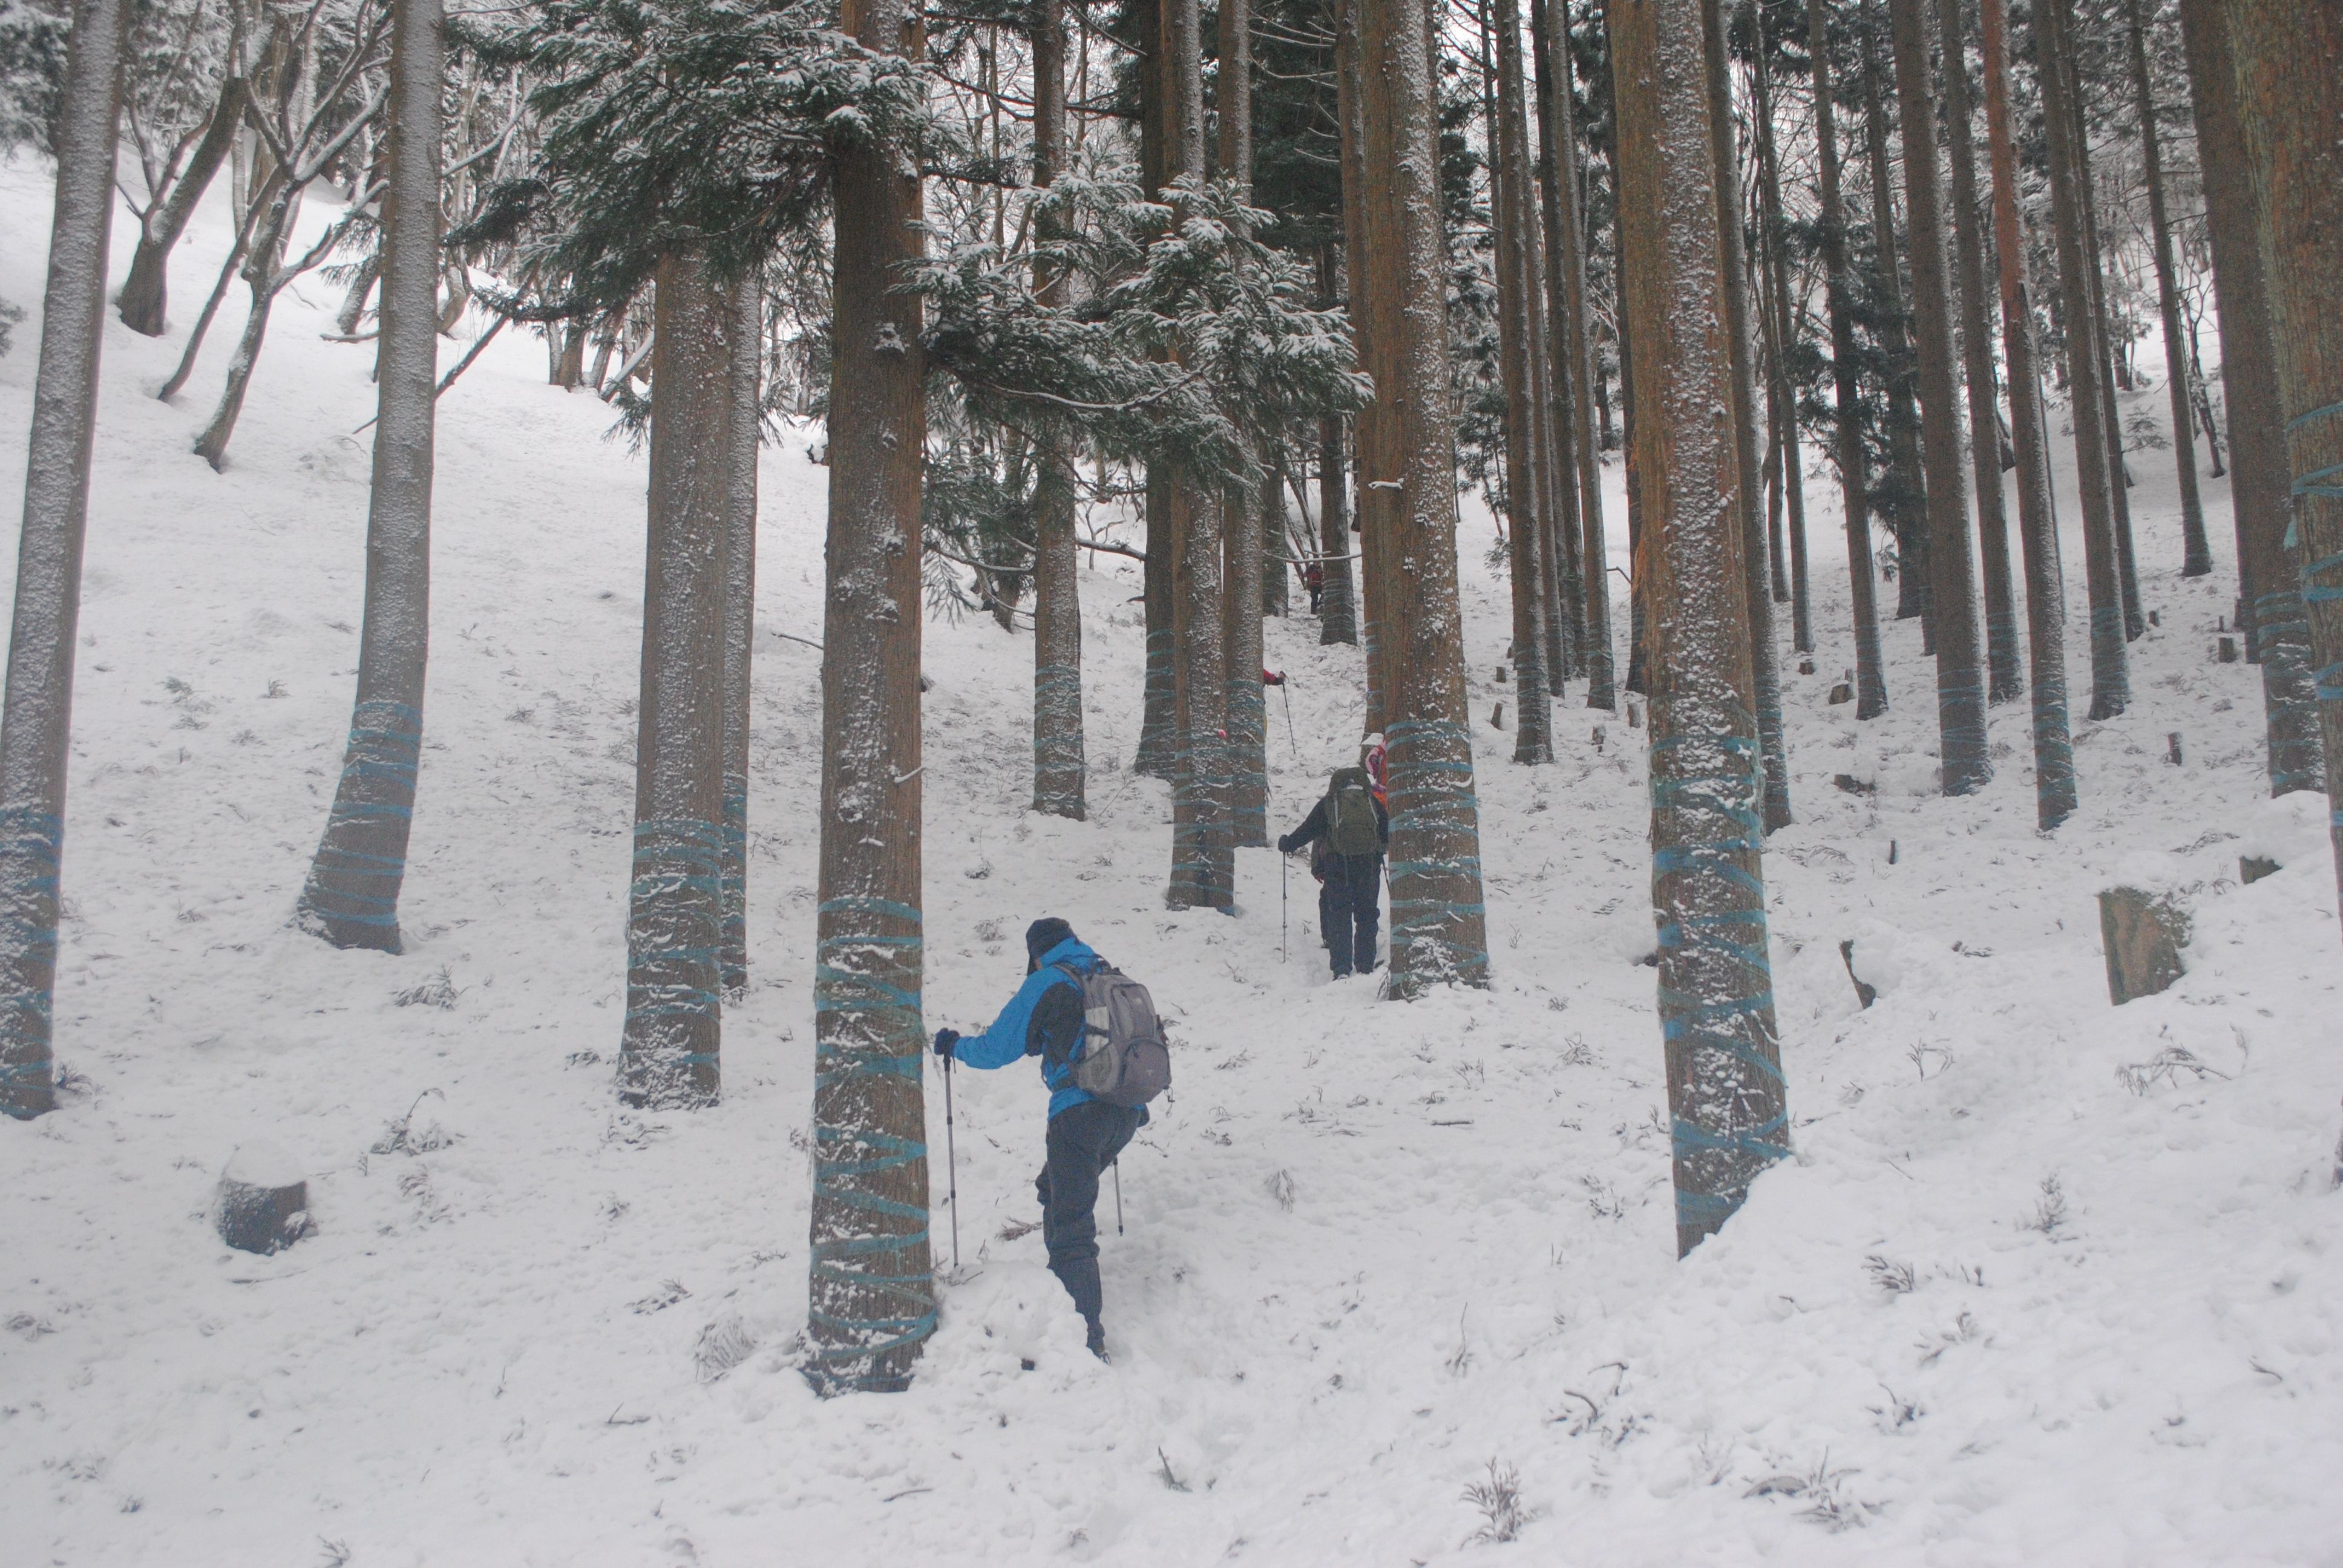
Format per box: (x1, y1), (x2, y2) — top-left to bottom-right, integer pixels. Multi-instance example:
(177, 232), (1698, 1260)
(2177, 0), (2318, 796)
(0, 0), (131, 1120)
(117, 73), (248, 336)
(1133, 0), (1178, 777)
(2123, 0), (2208, 576)
(1889, 0), (1991, 795)
(1609, 0), (1789, 1254)
(718, 275), (760, 990)
(1859, 13), (1930, 636)
(805, 0), (935, 1394)
(2033, 0), (2129, 716)
(1701, 0), (1791, 829)
(1936, 0), (2021, 703)
(1218, 0), (1268, 843)
(1535, 0), (1617, 709)
(1528, 0), (1584, 694)
(2220, 0), (2343, 931)
(1354, 0), (1491, 988)
(1337, 0), (1391, 732)
(1978, 0), (2078, 827)
(1317, 414), (1358, 644)
(1808, 0), (1890, 717)
(297, 0), (441, 954)
(1492, 0), (1556, 763)
(1031, 0), (1087, 820)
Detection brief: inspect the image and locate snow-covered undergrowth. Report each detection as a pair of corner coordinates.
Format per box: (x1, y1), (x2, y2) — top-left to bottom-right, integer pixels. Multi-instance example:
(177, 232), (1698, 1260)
(2, 161), (2338, 1566)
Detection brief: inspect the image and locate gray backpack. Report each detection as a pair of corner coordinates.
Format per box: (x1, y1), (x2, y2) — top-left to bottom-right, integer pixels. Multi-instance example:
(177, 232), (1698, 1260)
(1053, 962), (1171, 1107)
(1326, 766), (1381, 856)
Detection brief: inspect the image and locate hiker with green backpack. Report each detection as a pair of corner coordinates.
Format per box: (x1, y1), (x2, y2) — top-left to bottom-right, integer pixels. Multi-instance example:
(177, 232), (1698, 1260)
(932, 918), (1170, 1359)
(1277, 764), (1390, 979)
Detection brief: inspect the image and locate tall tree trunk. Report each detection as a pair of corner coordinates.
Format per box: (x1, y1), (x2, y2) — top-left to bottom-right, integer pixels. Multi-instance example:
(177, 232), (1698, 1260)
(618, 252), (730, 1109)
(2177, 0), (2318, 795)
(1164, 0), (1233, 907)
(2220, 0), (2343, 929)
(2034, 0), (2129, 716)
(0, 0), (131, 1120)
(1890, 0), (1991, 795)
(1355, 0), (1490, 989)
(1492, 0), (1556, 763)
(117, 74), (248, 336)
(1536, 0), (1617, 709)
(1133, 0), (1178, 777)
(1317, 410), (1358, 644)
(1702, 0), (1791, 829)
(1750, 0), (1813, 655)
(805, 0), (935, 1393)
(1979, 0), (2079, 827)
(1809, 0), (1890, 717)
(1937, 0), (2022, 703)
(1610, 0), (1788, 1254)
(191, 177), (304, 470)
(718, 275), (760, 990)
(1337, 0), (1391, 733)
(1219, 0), (1269, 844)
(1031, 0), (1087, 820)
(2122, 0), (2208, 576)
(296, 0), (441, 953)
(1860, 14), (1930, 636)
(1529, 0), (1584, 695)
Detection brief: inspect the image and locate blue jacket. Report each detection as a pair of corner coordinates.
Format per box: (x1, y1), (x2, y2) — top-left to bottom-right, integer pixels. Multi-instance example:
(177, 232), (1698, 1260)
(948, 936), (1101, 1119)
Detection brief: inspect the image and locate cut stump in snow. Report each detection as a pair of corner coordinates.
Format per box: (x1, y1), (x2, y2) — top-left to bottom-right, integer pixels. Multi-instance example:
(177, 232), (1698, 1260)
(1828, 681), (1854, 705)
(2241, 855), (2279, 886)
(2217, 636), (2238, 663)
(216, 1142), (309, 1255)
(2098, 886), (2187, 1005)
(1838, 939), (1877, 1008)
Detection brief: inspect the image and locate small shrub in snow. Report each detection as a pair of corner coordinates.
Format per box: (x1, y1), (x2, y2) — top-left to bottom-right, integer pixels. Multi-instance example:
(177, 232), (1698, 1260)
(2115, 1044), (2229, 1095)
(1581, 1176), (1627, 1221)
(1462, 1459), (1524, 1543)
(1557, 1033), (1596, 1066)
(1867, 1384), (1923, 1431)
(1265, 1169), (1296, 1210)
(1863, 1255), (1916, 1295)
(393, 967), (464, 1010)
(629, 1280), (690, 1315)
(693, 1314), (758, 1382)
(7, 1312), (58, 1341)
(373, 1089), (457, 1155)
(1746, 1452), (1872, 1531)
(316, 1538), (353, 1567)
(2028, 1174), (2068, 1235)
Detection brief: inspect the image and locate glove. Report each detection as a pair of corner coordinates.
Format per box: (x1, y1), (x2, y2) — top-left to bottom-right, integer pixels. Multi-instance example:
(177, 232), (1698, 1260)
(1276, 834), (1298, 855)
(932, 1027), (961, 1059)
(1262, 668), (1286, 686)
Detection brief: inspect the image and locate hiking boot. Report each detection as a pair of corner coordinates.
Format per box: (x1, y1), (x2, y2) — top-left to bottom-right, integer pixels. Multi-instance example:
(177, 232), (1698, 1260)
(1086, 1318), (1108, 1360)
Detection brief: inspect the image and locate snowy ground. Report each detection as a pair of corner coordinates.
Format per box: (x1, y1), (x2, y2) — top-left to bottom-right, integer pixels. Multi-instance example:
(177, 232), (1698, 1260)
(2, 158), (2339, 1567)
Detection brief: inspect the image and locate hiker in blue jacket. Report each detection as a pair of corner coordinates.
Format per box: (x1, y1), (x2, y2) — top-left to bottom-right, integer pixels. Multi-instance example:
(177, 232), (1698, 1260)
(933, 917), (1145, 1358)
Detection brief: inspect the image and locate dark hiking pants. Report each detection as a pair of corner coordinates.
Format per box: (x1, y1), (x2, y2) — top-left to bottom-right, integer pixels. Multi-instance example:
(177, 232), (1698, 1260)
(1035, 1100), (1145, 1331)
(1324, 853), (1382, 977)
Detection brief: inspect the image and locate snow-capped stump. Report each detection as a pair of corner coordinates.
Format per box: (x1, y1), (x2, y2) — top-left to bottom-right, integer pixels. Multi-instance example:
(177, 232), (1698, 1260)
(2097, 887), (2188, 1005)
(215, 1142), (310, 1255)
(2240, 855), (2280, 886)
(1827, 680), (1854, 705)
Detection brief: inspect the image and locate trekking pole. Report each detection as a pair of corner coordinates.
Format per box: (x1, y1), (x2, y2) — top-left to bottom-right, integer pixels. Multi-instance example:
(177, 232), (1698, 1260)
(1279, 682), (1300, 759)
(1113, 1160), (1124, 1235)
(1281, 852), (1289, 962)
(943, 1051), (961, 1271)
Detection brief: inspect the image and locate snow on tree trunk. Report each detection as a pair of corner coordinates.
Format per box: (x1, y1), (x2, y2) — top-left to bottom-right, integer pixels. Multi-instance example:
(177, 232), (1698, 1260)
(2122, 0), (2209, 579)
(2175, 0), (2319, 798)
(1807, 0), (1890, 720)
(0, 0), (131, 1121)
(804, 0), (935, 1393)
(296, 0), (441, 955)
(190, 172), (304, 469)
(1491, 0), (1555, 765)
(2033, 0), (2128, 717)
(1536, 0), (1617, 710)
(1357, 0), (1492, 991)
(1749, 2), (1813, 659)
(1935, 0), (2022, 705)
(117, 73), (248, 338)
(1889, 0), (1991, 797)
(719, 273), (759, 993)
(2220, 0), (2343, 939)
(1702, 0), (1791, 829)
(1030, 0), (1086, 822)
(1979, 0), (2080, 828)
(1610, 0), (1790, 1252)
(616, 250), (730, 1109)
(1162, 0), (1233, 909)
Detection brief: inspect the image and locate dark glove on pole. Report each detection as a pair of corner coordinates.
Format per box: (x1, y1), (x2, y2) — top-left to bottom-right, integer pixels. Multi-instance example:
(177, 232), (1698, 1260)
(932, 1027), (961, 1058)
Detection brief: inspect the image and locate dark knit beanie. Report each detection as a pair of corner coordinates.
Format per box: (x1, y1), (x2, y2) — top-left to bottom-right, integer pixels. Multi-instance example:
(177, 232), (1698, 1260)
(1024, 917), (1076, 964)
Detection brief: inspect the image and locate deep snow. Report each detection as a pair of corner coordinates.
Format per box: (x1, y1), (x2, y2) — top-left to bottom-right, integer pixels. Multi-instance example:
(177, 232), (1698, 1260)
(1, 156), (2339, 1567)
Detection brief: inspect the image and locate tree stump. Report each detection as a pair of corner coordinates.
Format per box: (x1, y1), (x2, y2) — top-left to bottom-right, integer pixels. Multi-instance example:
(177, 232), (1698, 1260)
(215, 1142), (310, 1255)
(2098, 887), (2188, 1005)
(1490, 701), (1506, 730)
(2217, 636), (2238, 663)
(1828, 681), (1854, 705)
(1838, 939), (1876, 1008)
(2241, 855), (2279, 885)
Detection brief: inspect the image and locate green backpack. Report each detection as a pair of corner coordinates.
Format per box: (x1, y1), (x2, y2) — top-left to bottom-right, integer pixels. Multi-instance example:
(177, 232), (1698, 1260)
(1325, 766), (1381, 855)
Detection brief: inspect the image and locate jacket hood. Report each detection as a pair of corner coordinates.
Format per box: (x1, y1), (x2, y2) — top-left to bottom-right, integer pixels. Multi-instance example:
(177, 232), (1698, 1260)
(1037, 936), (1095, 971)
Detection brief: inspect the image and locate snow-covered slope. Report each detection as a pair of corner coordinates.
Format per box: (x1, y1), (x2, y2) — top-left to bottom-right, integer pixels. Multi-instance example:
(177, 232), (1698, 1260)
(1, 158), (2338, 1567)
